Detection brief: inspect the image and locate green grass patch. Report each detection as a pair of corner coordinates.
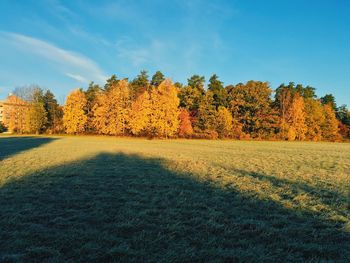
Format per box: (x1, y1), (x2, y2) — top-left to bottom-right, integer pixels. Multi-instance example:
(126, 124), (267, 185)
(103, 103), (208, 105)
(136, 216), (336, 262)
(0, 136), (349, 262)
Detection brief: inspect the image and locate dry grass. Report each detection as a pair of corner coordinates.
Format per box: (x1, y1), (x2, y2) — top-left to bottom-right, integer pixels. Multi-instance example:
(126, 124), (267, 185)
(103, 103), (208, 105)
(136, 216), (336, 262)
(0, 136), (349, 262)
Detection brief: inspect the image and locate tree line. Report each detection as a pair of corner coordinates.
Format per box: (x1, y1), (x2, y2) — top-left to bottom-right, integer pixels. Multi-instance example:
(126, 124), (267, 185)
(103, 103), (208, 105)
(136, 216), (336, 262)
(4, 71), (350, 141)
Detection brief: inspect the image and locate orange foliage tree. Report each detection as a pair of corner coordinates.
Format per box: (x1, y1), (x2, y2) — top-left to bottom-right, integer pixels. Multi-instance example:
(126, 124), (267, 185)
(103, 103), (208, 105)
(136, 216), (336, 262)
(129, 91), (152, 136)
(322, 105), (340, 141)
(178, 108), (193, 137)
(287, 94), (307, 141)
(63, 89), (87, 134)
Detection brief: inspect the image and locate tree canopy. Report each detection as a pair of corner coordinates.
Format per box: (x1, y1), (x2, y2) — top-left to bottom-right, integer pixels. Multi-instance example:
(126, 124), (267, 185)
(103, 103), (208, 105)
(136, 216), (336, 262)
(5, 72), (349, 141)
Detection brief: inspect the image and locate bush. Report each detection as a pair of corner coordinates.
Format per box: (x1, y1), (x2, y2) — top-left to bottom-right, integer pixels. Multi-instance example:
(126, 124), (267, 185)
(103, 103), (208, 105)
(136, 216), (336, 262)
(239, 133), (250, 140)
(192, 130), (219, 139)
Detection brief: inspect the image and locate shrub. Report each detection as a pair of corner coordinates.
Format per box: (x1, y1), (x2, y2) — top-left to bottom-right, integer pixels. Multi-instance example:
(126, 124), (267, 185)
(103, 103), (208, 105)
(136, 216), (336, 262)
(192, 130), (218, 139)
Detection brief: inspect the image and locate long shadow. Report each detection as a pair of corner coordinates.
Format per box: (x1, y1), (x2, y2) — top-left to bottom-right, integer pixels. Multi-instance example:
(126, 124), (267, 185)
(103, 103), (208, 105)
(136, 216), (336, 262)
(0, 153), (349, 262)
(0, 136), (58, 160)
(227, 168), (349, 217)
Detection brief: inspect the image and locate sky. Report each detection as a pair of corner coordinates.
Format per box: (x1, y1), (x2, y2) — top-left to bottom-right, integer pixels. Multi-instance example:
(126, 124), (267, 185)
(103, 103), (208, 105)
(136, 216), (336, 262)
(0, 0), (349, 105)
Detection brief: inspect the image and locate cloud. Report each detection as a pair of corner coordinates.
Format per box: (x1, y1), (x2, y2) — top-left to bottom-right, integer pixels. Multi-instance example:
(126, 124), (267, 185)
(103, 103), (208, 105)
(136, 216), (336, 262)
(1, 32), (107, 84)
(46, 0), (78, 24)
(65, 73), (88, 83)
(115, 37), (153, 67)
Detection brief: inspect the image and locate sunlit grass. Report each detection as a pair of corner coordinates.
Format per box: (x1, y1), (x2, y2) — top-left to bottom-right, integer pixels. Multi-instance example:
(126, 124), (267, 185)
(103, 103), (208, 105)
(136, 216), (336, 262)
(1, 136), (349, 261)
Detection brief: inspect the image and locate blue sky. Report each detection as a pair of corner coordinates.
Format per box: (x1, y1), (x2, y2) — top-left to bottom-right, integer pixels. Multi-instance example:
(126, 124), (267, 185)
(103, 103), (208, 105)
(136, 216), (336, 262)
(0, 0), (349, 105)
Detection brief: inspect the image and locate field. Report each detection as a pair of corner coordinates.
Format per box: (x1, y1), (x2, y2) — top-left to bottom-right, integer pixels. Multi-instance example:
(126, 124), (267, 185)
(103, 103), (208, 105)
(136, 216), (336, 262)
(0, 136), (349, 262)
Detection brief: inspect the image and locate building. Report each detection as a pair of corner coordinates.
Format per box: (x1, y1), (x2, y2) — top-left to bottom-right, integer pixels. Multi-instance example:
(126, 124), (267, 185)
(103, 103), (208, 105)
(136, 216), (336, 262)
(0, 94), (30, 133)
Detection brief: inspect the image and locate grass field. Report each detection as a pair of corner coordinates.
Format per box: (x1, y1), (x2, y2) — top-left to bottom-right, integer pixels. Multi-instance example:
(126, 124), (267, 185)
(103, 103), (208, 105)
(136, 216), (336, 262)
(0, 136), (349, 262)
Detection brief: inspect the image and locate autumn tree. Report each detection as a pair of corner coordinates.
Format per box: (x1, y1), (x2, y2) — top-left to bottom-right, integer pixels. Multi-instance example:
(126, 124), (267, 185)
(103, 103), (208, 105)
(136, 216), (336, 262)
(25, 89), (47, 134)
(7, 85), (44, 133)
(179, 85), (203, 112)
(304, 98), (325, 141)
(63, 89), (87, 134)
(322, 105), (340, 141)
(93, 79), (131, 135)
(129, 91), (152, 136)
(338, 122), (349, 139)
(25, 102), (47, 134)
(228, 81), (278, 139)
(178, 108), (193, 137)
(287, 94), (307, 141)
(149, 79), (180, 138)
(275, 84), (293, 139)
(216, 106), (233, 138)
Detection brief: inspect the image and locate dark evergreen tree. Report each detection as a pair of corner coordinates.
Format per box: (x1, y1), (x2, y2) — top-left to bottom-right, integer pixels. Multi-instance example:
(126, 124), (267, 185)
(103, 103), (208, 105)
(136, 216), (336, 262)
(151, 71), (165, 87)
(208, 74), (227, 108)
(336, 105), (350, 126)
(85, 82), (102, 133)
(130, 70), (150, 99)
(187, 75), (205, 93)
(43, 90), (63, 133)
(321, 94), (337, 111)
(195, 91), (217, 132)
(104, 74), (119, 92)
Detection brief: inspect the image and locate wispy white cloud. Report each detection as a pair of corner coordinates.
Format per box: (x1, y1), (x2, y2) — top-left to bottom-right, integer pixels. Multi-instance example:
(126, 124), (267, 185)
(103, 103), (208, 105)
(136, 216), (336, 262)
(65, 73), (88, 83)
(115, 37), (162, 67)
(0, 32), (107, 84)
(47, 0), (78, 23)
(68, 26), (112, 47)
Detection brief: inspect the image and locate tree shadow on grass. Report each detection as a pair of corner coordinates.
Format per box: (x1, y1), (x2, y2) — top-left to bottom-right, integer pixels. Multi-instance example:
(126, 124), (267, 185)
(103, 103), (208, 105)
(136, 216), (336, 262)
(0, 137), (58, 160)
(227, 168), (349, 217)
(0, 153), (349, 262)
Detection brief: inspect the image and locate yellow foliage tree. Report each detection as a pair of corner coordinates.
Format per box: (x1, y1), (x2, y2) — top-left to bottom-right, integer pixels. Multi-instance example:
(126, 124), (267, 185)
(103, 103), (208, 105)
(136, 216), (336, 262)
(149, 79), (180, 138)
(304, 98), (325, 141)
(129, 91), (152, 136)
(93, 79), (130, 135)
(216, 106), (233, 138)
(287, 127), (296, 141)
(25, 102), (47, 134)
(322, 105), (340, 141)
(63, 89), (87, 134)
(287, 94), (307, 141)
